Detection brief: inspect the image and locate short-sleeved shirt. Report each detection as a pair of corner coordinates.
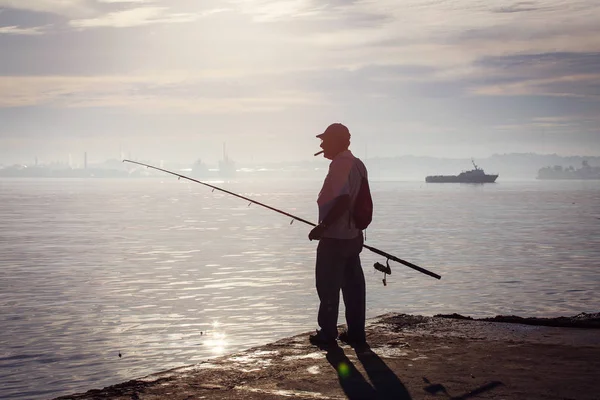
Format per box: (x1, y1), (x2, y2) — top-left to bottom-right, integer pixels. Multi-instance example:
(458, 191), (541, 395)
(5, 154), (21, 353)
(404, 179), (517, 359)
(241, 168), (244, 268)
(317, 150), (367, 239)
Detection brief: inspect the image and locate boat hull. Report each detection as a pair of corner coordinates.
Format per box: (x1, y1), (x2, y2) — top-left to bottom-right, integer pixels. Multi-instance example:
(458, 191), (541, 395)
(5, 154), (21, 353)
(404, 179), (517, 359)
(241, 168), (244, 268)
(425, 174), (498, 183)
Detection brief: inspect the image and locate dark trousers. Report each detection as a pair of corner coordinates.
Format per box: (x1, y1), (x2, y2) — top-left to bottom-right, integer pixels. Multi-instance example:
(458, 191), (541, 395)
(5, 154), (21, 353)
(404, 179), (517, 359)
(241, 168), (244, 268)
(315, 235), (366, 341)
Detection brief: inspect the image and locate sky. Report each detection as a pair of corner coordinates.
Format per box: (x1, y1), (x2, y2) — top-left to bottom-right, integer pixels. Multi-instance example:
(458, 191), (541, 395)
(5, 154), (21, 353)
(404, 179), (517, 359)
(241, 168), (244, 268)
(1, 0), (599, 165)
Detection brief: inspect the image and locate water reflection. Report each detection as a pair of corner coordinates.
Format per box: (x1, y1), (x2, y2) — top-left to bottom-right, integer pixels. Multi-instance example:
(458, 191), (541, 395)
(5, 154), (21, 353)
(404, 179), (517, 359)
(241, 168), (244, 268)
(205, 332), (228, 355)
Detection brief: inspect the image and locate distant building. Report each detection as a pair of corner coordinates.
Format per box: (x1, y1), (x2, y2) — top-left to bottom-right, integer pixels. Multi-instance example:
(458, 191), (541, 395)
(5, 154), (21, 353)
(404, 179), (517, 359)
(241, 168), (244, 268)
(191, 159), (209, 178)
(218, 143), (236, 179)
(537, 160), (600, 180)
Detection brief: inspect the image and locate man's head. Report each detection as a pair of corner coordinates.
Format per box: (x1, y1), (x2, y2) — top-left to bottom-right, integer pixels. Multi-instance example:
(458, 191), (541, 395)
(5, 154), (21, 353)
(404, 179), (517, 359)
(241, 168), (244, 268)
(316, 123), (351, 160)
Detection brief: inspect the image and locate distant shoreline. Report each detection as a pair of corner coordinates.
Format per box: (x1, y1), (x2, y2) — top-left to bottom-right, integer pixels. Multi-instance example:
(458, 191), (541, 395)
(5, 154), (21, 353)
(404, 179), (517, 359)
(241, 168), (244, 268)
(3, 153), (600, 181)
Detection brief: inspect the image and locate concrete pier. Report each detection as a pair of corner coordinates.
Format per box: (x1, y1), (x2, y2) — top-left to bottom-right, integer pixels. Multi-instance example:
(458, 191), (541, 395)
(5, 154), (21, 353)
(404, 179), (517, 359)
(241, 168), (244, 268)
(55, 313), (600, 400)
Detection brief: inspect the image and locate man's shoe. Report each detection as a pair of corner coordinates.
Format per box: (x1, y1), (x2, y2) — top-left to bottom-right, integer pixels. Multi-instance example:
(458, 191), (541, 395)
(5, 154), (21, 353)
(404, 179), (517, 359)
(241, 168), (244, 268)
(309, 330), (336, 348)
(338, 331), (368, 349)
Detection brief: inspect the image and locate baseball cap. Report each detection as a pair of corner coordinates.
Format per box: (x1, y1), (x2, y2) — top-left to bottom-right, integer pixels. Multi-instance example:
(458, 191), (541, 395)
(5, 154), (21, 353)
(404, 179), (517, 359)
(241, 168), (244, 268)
(316, 123), (351, 140)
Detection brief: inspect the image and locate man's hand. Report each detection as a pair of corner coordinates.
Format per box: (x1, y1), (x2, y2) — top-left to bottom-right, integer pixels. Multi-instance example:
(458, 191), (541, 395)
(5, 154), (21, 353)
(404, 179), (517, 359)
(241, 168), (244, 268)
(308, 224), (327, 241)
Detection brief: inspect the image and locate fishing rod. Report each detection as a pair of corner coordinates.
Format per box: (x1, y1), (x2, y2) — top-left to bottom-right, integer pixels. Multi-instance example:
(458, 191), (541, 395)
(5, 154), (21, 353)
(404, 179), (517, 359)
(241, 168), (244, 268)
(123, 159), (441, 281)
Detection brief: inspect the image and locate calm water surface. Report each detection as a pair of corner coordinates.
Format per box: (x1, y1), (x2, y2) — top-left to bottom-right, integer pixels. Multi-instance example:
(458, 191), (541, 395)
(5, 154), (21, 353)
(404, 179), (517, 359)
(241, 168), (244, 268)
(1, 178), (599, 399)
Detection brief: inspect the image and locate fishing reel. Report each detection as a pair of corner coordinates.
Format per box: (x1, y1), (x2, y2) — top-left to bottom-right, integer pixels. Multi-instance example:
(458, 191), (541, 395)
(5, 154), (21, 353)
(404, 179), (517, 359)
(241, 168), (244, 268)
(373, 259), (392, 286)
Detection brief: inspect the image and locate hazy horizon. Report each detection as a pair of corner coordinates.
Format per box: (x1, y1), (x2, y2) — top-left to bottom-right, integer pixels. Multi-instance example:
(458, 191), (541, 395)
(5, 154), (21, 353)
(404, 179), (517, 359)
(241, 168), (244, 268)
(2, 151), (600, 170)
(1, 1), (599, 164)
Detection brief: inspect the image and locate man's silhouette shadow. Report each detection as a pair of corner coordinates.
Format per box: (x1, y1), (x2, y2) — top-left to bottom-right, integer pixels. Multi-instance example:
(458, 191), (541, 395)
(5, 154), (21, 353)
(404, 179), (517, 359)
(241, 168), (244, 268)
(325, 344), (412, 400)
(326, 345), (376, 399)
(356, 346), (412, 400)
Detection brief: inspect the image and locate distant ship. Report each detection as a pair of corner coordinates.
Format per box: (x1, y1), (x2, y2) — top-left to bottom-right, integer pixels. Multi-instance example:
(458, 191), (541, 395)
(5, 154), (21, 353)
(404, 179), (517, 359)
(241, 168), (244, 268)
(426, 159), (498, 183)
(537, 160), (600, 180)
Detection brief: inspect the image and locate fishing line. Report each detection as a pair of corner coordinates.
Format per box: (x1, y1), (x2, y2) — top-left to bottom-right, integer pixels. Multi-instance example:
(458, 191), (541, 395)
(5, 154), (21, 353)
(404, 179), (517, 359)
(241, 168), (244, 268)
(123, 159), (441, 281)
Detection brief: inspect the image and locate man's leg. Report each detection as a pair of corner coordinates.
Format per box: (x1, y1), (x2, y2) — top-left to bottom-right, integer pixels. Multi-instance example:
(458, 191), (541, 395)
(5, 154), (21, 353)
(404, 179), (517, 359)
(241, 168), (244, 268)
(341, 236), (366, 343)
(315, 238), (344, 340)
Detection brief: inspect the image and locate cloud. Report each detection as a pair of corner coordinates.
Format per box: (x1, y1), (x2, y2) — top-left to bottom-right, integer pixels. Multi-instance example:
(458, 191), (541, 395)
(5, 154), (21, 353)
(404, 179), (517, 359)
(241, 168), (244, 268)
(467, 52), (600, 99)
(69, 7), (198, 28)
(0, 1), (222, 28)
(491, 1), (540, 13)
(0, 24), (46, 35)
(472, 73), (600, 99)
(2, 49), (598, 115)
(230, 0), (391, 28)
(1, 0), (599, 161)
(193, 0), (598, 81)
(0, 0), (97, 18)
(493, 114), (600, 134)
(98, 0), (148, 3)
(0, 74), (327, 113)
(230, 0), (322, 22)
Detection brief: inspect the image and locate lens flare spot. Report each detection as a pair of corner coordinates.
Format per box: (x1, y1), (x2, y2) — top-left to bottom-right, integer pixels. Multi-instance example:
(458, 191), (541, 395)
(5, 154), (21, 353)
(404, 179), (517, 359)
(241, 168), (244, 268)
(337, 362), (350, 378)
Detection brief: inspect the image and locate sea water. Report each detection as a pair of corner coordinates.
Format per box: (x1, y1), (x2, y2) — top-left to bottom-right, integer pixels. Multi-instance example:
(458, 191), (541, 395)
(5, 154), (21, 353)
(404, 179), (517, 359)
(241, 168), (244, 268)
(1, 177), (599, 399)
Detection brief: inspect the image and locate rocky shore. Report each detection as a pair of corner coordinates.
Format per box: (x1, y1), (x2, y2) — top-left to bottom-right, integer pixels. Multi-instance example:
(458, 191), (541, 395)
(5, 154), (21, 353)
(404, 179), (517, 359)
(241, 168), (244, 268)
(55, 313), (600, 400)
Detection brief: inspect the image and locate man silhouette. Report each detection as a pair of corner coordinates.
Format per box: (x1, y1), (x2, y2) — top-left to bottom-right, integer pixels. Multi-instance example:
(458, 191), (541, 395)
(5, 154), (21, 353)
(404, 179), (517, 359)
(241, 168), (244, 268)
(308, 123), (369, 348)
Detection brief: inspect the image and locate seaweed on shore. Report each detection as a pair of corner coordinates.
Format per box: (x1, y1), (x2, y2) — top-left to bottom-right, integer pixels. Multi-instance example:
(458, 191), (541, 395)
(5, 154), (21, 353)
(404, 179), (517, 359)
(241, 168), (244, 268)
(434, 313), (473, 320)
(380, 313), (431, 331)
(435, 312), (600, 329)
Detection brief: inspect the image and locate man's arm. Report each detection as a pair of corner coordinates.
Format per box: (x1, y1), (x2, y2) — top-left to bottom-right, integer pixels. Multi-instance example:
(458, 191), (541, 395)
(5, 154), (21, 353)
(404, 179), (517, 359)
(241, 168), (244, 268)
(308, 194), (350, 241)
